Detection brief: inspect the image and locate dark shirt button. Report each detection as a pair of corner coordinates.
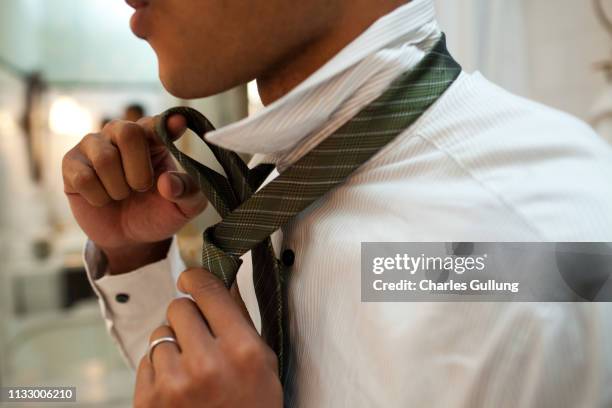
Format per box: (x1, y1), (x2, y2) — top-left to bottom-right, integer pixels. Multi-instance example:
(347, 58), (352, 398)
(115, 293), (130, 303)
(282, 249), (295, 267)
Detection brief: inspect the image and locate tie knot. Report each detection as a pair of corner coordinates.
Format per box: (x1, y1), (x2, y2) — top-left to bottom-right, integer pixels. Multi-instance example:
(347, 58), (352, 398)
(201, 226), (243, 288)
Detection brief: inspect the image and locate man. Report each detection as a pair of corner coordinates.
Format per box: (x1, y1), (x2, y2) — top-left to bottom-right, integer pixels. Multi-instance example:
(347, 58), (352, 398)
(62, 0), (612, 406)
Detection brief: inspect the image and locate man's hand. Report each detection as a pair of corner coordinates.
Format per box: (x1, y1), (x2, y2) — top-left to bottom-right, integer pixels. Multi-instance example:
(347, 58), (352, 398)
(62, 115), (208, 274)
(135, 268), (282, 408)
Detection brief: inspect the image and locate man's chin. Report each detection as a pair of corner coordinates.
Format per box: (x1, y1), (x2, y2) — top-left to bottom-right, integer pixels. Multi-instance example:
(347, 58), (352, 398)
(160, 76), (206, 99)
(158, 66), (233, 99)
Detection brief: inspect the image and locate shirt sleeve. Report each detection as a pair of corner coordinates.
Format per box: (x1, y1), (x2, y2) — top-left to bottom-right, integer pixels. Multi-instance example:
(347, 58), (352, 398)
(83, 237), (186, 369)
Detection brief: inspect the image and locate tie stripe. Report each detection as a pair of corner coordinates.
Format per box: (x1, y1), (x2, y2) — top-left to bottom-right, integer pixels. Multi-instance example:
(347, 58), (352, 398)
(154, 34), (461, 386)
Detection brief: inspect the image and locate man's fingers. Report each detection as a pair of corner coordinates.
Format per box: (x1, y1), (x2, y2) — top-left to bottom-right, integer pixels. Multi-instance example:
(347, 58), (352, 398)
(148, 325), (181, 372)
(102, 120), (154, 192)
(99, 114), (188, 193)
(78, 134), (130, 200)
(134, 356), (156, 408)
(163, 114), (188, 141)
(136, 113), (187, 144)
(62, 152), (111, 207)
(166, 297), (214, 354)
(135, 357), (154, 388)
(157, 171), (208, 218)
(178, 268), (255, 337)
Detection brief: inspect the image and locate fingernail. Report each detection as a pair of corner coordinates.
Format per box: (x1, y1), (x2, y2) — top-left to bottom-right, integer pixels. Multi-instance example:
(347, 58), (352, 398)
(169, 173), (185, 197)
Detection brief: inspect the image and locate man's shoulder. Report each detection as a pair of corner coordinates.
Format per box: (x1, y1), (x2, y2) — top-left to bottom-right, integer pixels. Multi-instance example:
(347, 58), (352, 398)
(350, 72), (612, 240)
(417, 71), (610, 158)
(372, 71), (612, 182)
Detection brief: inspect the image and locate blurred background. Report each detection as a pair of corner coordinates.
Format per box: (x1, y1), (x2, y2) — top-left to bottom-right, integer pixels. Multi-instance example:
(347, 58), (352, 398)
(0, 0), (610, 406)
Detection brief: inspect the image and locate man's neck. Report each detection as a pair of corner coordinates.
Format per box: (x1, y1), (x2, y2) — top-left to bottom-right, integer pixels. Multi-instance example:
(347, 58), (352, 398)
(256, 1), (409, 106)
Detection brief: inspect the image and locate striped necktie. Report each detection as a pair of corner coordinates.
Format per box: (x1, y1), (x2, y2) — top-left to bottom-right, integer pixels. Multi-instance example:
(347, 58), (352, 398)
(155, 34), (461, 385)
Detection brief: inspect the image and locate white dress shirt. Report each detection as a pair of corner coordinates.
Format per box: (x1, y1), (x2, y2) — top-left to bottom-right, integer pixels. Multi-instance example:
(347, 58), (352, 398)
(85, 0), (612, 406)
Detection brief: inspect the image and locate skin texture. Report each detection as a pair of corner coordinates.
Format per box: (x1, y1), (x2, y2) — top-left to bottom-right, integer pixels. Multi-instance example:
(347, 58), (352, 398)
(134, 0), (407, 103)
(137, 0), (341, 102)
(62, 0), (408, 406)
(62, 115), (208, 273)
(134, 269), (282, 408)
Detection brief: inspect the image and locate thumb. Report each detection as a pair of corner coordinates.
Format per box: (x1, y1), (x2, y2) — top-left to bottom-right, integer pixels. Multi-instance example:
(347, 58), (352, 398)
(136, 113), (187, 146)
(165, 114), (188, 141)
(157, 171), (208, 219)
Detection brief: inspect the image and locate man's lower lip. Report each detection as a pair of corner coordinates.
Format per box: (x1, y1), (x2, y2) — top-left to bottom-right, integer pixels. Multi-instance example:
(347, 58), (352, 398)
(130, 8), (149, 38)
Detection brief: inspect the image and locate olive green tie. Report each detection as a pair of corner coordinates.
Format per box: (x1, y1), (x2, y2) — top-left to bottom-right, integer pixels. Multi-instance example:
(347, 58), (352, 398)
(154, 34), (461, 384)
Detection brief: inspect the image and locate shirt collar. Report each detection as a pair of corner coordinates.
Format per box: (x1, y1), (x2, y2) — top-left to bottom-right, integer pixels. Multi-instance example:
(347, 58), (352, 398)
(205, 0), (438, 156)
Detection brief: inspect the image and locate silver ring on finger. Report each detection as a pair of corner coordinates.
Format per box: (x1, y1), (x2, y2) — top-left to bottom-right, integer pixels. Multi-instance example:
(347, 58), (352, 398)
(148, 336), (179, 364)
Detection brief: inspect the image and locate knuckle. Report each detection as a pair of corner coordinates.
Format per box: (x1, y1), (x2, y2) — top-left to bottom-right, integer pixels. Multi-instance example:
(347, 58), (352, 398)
(187, 359), (219, 386)
(71, 168), (96, 190)
(160, 375), (191, 401)
(116, 121), (144, 145)
(102, 119), (130, 139)
(80, 133), (101, 151)
(166, 297), (194, 321)
(61, 153), (69, 170)
(61, 148), (76, 170)
(91, 147), (118, 170)
(82, 132), (99, 144)
(136, 116), (156, 133)
(231, 340), (266, 368)
(102, 119), (121, 132)
(61, 153), (77, 186)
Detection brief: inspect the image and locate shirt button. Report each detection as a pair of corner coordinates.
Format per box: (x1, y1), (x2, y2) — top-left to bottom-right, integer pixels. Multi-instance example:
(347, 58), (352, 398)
(281, 249), (295, 267)
(115, 293), (130, 303)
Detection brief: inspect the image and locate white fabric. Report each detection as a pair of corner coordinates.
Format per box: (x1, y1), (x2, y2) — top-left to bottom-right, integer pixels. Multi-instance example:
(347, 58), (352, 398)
(84, 0), (612, 406)
(591, 81), (612, 144)
(84, 237), (186, 364)
(435, 0), (529, 97)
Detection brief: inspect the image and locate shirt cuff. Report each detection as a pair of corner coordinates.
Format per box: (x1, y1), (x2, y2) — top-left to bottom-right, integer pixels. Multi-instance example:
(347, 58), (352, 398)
(83, 237), (186, 367)
(84, 238), (183, 317)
